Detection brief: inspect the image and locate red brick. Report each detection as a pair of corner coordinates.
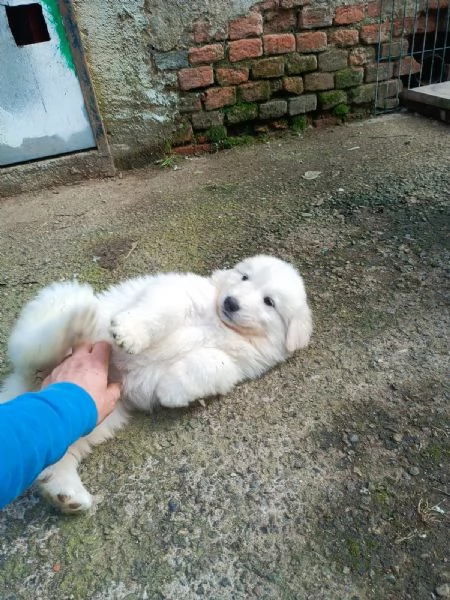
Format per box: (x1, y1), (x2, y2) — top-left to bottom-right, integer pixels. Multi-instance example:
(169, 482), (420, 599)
(229, 13), (263, 40)
(360, 22), (390, 44)
(299, 7), (333, 29)
(264, 9), (297, 34)
(239, 80), (271, 102)
(296, 31), (327, 52)
(393, 18), (415, 37)
(229, 38), (263, 62)
(329, 29), (359, 47)
(283, 76), (304, 94)
(178, 66), (214, 91)
(367, 1), (381, 18)
(264, 33), (296, 54)
(173, 143), (213, 156)
(216, 67), (249, 86)
(189, 44), (224, 65)
(393, 56), (421, 77)
(193, 21), (227, 44)
(203, 87), (236, 110)
(334, 5), (364, 25)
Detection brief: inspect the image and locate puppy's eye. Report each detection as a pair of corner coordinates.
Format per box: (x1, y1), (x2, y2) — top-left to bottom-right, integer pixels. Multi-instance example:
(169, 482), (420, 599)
(264, 296), (275, 308)
(241, 274), (249, 281)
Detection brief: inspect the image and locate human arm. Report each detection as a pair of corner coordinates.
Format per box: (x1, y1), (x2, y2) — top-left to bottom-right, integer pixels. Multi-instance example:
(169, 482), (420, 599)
(0, 342), (121, 508)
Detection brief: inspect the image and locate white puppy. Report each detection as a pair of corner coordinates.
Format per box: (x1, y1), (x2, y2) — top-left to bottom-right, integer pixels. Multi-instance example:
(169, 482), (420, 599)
(1, 255), (312, 513)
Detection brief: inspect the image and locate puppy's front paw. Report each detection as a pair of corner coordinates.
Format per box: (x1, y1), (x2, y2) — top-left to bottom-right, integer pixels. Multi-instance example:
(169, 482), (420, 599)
(110, 312), (149, 354)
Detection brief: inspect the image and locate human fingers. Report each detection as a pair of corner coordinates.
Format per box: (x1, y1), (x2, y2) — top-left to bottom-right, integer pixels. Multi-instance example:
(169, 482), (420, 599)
(97, 382), (122, 423)
(72, 341), (93, 354)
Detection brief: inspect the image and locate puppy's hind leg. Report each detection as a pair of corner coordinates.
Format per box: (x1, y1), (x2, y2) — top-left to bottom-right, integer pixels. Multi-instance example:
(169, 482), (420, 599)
(37, 403), (130, 514)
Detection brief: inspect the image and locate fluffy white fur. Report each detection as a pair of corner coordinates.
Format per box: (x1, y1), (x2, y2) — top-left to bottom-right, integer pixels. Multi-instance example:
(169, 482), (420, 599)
(0, 255), (312, 513)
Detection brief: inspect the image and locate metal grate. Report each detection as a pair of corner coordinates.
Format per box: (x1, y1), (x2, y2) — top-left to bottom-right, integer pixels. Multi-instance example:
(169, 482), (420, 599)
(374, 0), (450, 113)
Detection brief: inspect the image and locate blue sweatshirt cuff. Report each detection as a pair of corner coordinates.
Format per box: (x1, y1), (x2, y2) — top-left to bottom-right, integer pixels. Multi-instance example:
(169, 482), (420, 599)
(0, 382), (97, 508)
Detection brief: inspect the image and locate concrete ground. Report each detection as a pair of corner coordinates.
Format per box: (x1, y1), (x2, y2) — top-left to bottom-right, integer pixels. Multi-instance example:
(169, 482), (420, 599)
(0, 112), (449, 600)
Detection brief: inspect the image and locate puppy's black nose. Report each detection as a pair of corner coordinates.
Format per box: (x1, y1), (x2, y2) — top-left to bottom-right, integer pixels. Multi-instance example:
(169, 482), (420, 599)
(224, 296), (240, 313)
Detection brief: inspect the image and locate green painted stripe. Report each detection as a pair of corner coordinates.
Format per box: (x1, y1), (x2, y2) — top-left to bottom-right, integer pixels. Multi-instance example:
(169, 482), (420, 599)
(41, 0), (76, 73)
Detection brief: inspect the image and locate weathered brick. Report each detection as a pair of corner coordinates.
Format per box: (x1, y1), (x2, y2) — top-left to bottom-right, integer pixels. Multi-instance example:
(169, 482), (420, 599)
(283, 76), (304, 94)
(154, 51), (189, 70)
(203, 87), (236, 110)
(296, 31), (327, 52)
(380, 39), (409, 59)
(179, 93), (203, 113)
(318, 49), (348, 72)
(335, 67), (364, 88)
(367, 1), (381, 18)
(226, 102), (258, 124)
(264, 9), (297, 33)
(393, 56), (421, 77)
(304, 72), (334, 91)
(193, 21), (227, 44)
(270, 78), (284, 94)
(318, 89), (347, 110)
(239, 80), (271, 102)
(170, 120), (194, 146)
(349, 46), (376, 66)
(298, 7), (333, 29)
(191, 110), (224, 130)
(252, 56), (286, 78)
(189, 44), (225, 66)
(360, 23), (390, 44)
(229, 13), (263, 40)
(329, 29), (359, 47)
(280, 0), (309, 7)
(377, 79), (403, 99)
(348, 83), (376, 104)
(178, 66), (214, 90)
(264, 33), (296, 54)
(229, 38), (263, 62)
(286, 53), (317, 74)
(334, 5), (364, 25)
(216, 67), (249, 86)
(288, 93), (317, 115)
(259, 99), (288, 119)
(365, 62), (394, 83)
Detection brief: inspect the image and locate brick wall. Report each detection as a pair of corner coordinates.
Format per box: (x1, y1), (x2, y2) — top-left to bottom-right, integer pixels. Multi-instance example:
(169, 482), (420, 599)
(160, 1), (447, 151)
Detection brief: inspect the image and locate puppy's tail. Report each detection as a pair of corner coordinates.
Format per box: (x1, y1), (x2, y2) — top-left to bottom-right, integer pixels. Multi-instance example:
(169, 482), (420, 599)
(7, 281), (101, 390)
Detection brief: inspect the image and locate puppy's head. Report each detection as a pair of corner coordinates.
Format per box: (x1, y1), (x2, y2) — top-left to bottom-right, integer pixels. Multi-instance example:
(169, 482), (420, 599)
(212, 255), (312, 354)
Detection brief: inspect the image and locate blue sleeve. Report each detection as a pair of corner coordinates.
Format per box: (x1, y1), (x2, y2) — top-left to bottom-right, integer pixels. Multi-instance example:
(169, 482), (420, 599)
(0, 382), (98, 508)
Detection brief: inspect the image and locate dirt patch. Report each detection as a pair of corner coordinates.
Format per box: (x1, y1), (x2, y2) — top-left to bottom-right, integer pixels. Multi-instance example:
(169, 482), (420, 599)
(0, 113), (448, 600)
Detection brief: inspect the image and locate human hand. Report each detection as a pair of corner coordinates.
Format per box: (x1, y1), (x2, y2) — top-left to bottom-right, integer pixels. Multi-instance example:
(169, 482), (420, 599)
(42, 342), (122, 424)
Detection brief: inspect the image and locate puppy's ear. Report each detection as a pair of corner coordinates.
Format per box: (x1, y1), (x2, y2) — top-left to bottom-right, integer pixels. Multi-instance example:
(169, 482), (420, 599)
(286, 304), (313, 353)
